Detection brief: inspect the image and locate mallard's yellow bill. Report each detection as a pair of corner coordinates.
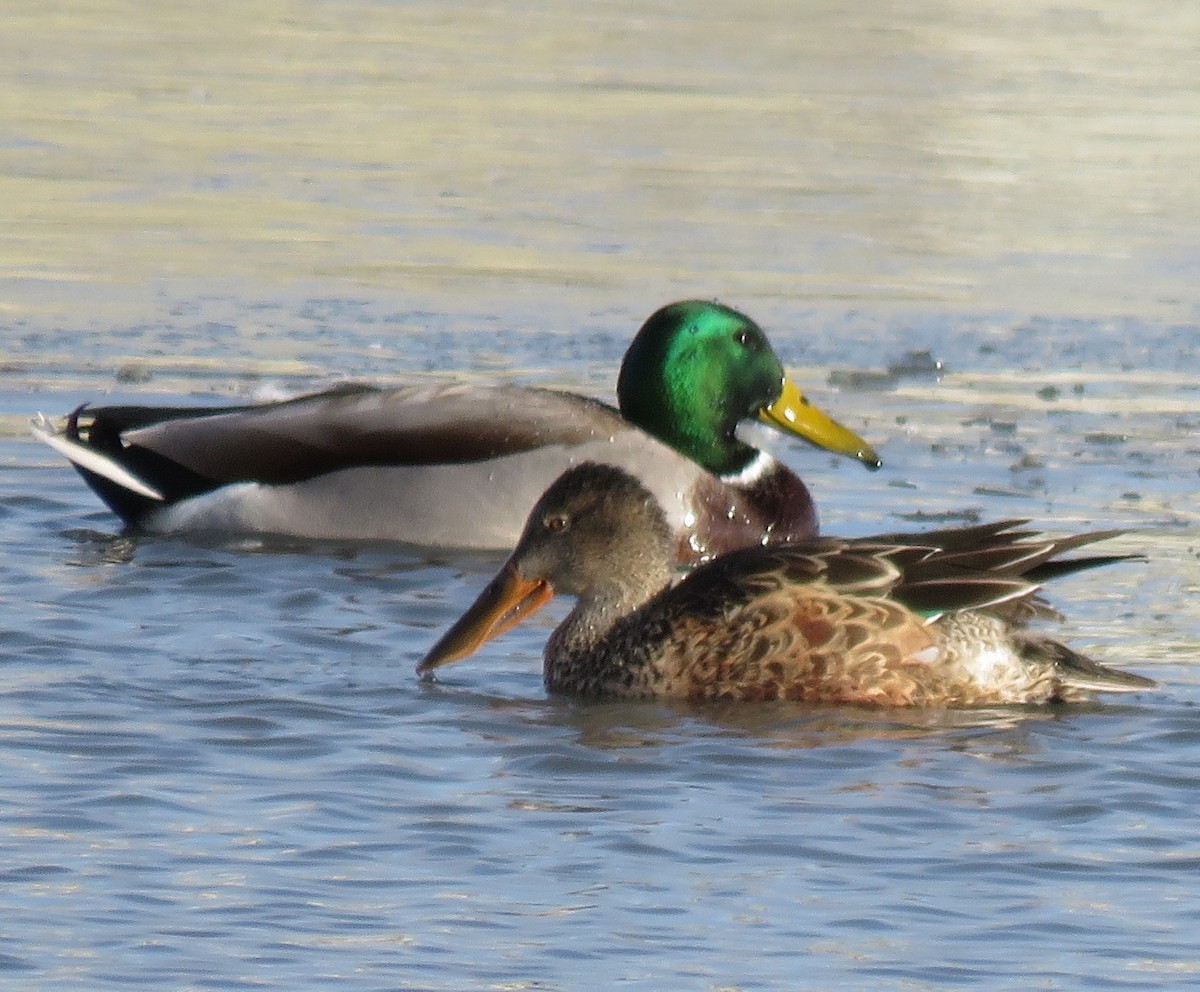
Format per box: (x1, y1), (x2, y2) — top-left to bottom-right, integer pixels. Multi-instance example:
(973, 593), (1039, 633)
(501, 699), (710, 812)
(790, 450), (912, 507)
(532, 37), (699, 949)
(417, 562), (553, 676)
(758, 378), (881, 470)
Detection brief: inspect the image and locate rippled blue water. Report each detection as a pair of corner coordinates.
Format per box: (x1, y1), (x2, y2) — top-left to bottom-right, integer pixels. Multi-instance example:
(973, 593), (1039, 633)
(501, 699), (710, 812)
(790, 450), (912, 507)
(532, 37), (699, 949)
(5, 309), (1200, 991)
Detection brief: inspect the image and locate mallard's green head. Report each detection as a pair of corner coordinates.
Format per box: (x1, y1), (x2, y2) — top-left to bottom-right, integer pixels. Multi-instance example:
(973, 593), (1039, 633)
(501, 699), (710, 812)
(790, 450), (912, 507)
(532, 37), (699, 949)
(617, 300), (879, 477)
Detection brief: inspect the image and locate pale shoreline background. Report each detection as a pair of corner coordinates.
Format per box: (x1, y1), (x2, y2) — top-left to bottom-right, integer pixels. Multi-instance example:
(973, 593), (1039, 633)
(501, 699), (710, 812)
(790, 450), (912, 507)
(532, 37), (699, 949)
(3, 0), (1197, 337)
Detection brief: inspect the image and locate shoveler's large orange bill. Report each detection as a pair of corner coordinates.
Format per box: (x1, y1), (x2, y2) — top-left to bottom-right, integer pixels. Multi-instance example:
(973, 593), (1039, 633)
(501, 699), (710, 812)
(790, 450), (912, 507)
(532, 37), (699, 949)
(417, 561), (553, 676)
(759, 377), (881, 470)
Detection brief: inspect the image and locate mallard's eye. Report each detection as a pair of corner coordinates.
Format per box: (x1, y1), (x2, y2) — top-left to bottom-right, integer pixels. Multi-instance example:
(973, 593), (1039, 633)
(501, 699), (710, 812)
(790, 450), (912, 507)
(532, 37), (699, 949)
(734, 326), (763, 351)
(543, 512), (570, 533)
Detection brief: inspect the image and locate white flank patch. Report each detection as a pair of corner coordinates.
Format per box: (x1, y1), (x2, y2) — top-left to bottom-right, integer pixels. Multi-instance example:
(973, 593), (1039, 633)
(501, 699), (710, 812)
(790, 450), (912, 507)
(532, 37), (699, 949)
(963, 644), (1014, 685)
(908, 645), (940, 666)
(150, 483), (262, 532)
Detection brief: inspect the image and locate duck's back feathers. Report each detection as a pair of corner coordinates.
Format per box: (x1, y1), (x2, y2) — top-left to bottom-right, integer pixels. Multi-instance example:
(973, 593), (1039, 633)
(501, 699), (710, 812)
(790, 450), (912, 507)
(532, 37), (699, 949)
(662, 529), (1053, 622)
(76, 383), (622, 487)
(47, 385), (674, 544)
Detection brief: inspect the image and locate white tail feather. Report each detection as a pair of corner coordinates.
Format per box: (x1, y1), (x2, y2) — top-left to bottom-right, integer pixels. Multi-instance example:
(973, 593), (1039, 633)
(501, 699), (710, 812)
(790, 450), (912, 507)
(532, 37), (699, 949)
(31, 418), (165, 502)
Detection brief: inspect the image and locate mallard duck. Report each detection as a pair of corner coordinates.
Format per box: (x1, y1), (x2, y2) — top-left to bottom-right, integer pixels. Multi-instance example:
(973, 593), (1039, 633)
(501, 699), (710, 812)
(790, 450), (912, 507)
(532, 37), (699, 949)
(418, 463), (1155, 706)
(34, 301), (878, 561)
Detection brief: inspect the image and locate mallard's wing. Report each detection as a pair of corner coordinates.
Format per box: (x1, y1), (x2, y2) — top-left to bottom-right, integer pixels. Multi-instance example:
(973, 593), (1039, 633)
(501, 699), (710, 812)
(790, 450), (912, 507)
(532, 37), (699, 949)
(37, 384), (719, 548)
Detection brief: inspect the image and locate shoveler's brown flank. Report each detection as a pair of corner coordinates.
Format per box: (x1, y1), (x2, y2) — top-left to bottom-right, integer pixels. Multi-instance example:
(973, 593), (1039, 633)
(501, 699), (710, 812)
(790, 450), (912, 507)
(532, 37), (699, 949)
(34, 300), (879, 559)
(418, 463), (1155, 707)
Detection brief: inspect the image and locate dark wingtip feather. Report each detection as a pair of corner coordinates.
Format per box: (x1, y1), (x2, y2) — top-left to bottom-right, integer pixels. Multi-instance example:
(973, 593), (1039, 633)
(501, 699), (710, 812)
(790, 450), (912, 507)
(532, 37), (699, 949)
(896, 576), (1037, 616)
(1024, 553), (1145, 583)
(1015, 634), (1156, 693)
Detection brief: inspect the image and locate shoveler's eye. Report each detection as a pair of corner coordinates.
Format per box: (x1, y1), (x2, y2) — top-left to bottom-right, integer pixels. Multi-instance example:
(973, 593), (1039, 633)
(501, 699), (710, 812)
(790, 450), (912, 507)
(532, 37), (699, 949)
(544, 513), (570, 533)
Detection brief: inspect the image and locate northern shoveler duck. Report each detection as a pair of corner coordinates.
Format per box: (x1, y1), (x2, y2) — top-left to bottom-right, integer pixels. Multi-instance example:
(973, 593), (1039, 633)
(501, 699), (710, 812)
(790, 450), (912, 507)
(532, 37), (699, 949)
(33, 301), (878, 562)
(418, 463), (1155, 706)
